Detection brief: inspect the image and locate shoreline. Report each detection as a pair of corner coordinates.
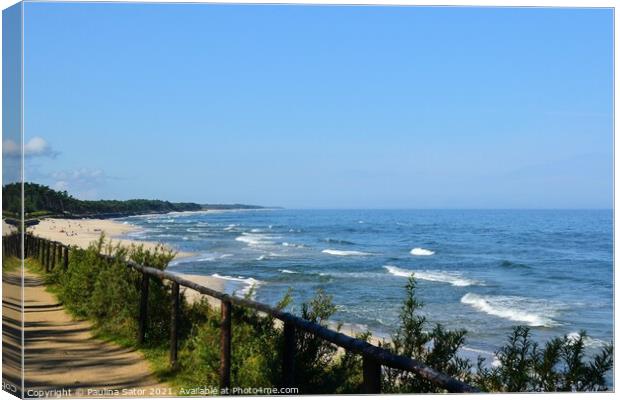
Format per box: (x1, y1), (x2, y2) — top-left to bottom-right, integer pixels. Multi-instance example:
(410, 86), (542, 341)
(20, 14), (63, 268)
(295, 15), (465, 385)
(26, 217), (195, 259)
(25, 217), (239, 310)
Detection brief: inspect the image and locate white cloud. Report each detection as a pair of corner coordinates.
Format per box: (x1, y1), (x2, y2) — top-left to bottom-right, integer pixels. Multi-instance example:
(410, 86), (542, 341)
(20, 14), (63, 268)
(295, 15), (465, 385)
(3, 136), (59, 158)
(2, 139), (19, 156)
(49, 168), (108, 200)
(51, 168), (105, 181)
(52, 180), (69, 191)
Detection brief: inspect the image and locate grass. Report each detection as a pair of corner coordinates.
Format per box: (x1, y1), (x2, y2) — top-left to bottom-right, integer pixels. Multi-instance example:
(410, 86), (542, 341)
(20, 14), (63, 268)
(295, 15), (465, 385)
(2, 256), (21, 274)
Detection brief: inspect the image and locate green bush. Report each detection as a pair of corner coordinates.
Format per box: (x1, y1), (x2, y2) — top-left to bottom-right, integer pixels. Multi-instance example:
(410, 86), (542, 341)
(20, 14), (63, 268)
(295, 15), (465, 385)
(51, 234), (175, 346)
(381, 276), (472, 393)
(475, 326), (613, 392)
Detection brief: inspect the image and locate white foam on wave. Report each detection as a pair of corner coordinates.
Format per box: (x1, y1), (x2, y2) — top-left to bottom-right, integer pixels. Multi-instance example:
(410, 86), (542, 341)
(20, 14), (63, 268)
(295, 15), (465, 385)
(384, 265), (479, 287)
(212, 273), (262, 297)
(197, 253), (233, 262)
(279, 269), (298, 274)
(224, 224), (238, 231)
(461, 346), (502, 367)
(322, 249), (372, 256)
(460, 293), (559, 327)
(410, 247), (435, 256)
(235, 232), (278, 248)
(169, 253), (232, 266)
(567, 332), (608, 348)
(282, 242), (305, 248)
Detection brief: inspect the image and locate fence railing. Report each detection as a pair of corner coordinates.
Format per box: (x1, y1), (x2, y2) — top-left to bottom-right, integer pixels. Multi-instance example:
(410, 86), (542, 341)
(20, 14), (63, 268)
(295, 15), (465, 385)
(4, 232), (480, 393)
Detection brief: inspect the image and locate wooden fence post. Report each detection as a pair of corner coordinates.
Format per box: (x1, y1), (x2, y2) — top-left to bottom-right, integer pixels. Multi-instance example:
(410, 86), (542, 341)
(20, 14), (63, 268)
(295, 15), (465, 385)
(220, 300), (232, 391)
(282, 321), (296, 387)
(170, 282), (180, 369)
(50, 243), (57, 270)
(46, 241), (51, 272)
(63, 246), (69, 270)
(362, 356), (382, 394)
(138, 272), (150, 345)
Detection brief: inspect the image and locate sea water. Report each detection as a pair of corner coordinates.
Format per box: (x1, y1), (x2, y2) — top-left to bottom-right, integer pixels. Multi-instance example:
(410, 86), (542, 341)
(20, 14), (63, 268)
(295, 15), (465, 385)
(119, 209), (613, 363)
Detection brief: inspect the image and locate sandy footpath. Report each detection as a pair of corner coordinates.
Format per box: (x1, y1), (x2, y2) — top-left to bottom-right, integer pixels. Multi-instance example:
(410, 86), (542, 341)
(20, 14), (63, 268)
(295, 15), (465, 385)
(14, 265), (172, 396)
(27, 218), (193, 259)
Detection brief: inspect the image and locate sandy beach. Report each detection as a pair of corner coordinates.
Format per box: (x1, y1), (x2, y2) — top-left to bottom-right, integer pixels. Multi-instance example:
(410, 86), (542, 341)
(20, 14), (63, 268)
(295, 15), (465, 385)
(3, 220), (17, 236)
(173, 273), (226, 308)
(27, 218), (194, 258)
(26, 218), (236, 307)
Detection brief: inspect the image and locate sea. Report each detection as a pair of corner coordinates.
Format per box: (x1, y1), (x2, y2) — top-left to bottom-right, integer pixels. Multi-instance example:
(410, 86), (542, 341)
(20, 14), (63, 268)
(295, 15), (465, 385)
(118, 209), (613, 365)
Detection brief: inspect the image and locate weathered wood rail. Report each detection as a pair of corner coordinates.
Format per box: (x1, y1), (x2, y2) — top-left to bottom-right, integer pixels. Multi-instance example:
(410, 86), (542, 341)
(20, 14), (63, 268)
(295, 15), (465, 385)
(3, 233), (480, 393)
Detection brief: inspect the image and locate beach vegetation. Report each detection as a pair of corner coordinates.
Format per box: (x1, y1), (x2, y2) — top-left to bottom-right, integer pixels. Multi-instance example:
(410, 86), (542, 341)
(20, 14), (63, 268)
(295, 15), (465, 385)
(381, 276), (472, 393)
(474, 326), (614, 392)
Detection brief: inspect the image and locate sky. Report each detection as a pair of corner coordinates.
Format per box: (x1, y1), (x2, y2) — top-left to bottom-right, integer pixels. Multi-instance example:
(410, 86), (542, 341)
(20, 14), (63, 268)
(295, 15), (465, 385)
(14, 3), (614, 208)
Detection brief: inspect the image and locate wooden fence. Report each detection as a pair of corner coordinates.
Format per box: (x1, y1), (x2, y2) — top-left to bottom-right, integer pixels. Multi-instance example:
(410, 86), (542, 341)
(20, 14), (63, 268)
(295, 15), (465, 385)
(3, 233), (480, 393)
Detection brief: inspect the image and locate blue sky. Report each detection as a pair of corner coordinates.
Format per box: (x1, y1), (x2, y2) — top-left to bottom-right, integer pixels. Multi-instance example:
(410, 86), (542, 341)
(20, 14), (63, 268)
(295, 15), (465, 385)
(20, 3), (613, 208)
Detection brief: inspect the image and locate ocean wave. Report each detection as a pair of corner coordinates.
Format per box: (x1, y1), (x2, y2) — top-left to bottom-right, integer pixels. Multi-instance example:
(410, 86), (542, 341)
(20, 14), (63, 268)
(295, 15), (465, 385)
(460, 293), (559, 327)
(235, 232), (278, 247)
(224, 224), (238, 231)
(279, 269), (298, 274)
(169, 253), (232, 266)
(325, 271), (386, 279)
(282, 242), (305, 248)
(322, 249), (372, 256)
(196, 253), (232, 262)
(567, 332), (608, 348)
(384, 265), (479, 287)
(322, 238), (356, 245)
(410, 247), (435, 256)
(212, 273), (262, 296)
(500, 260), (531, 269)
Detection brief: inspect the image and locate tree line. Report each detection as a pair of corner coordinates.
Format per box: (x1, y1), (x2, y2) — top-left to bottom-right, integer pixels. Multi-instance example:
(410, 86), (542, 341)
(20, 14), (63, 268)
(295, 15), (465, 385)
(2, 182), (203, 218)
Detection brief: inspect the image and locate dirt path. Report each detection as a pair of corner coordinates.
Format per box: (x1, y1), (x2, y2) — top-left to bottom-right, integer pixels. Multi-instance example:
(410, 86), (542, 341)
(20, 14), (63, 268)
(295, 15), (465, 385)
(4, 265), (173, 397)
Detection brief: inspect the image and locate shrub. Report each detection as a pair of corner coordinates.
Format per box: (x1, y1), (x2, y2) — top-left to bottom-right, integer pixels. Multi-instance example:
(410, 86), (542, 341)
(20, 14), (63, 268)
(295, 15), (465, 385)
(381, 276), (472, 393)
(475, 326), (614, 392)
(52, 234), (175, 346)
